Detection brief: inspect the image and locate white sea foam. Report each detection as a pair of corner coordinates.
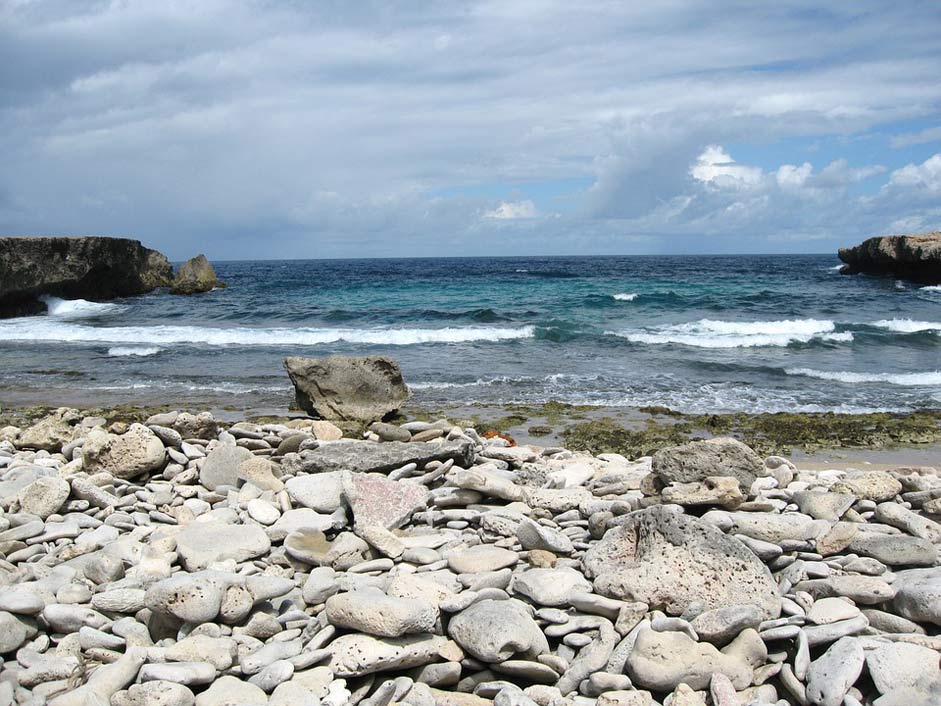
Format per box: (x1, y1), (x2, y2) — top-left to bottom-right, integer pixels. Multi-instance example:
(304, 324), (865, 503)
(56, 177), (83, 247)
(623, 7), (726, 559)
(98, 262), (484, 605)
(410, 372), (599, 390)
(827, 264), (844, 272)
(871, 319), (941, 333)
(40, 296), (122, 318)
(608, 318), (850, 348)
(612, 292), (638, 301)
(786, 368), (941, 386)
(920, 285), (941, 292)
(0, 320), (535, 346)
(107, 346), (162, 357)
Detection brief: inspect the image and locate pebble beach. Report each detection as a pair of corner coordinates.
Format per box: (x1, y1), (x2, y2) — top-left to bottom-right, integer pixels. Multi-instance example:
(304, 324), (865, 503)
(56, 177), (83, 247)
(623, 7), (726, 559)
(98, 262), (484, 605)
(0, 406), (938, 706)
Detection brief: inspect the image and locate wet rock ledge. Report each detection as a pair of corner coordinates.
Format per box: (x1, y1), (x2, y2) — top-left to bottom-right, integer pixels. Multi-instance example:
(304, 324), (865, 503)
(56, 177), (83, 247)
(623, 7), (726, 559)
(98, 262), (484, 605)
(839, 231), (941, 284)
(0, 409), (939, 706)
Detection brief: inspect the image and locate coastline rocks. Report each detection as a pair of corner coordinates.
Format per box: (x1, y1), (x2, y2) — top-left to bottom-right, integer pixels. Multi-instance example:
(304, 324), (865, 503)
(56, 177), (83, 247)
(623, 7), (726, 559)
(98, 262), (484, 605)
(0, 236), (173, 318)
(175, 520), (271, 571)
(283, 355), (410, 421)
(170, 254), (225, 295)
(652, 437), (763, 489)
(583, 506), (780, 618)
(17, 407), (81, 451)
(82, 423), (166, 479)
(447, 599), (549, 662)
(198, 444), (253, 490)
(283, 438), (475, 475)
(343, 472), (429, 530)
(838, 231), (941, 284)
(325, 588), (438, 637)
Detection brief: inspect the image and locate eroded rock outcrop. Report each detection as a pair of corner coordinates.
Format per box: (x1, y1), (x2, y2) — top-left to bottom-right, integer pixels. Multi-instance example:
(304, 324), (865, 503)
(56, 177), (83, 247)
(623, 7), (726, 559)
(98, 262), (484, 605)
(0, 236), (173, 318)
(171, 254), (226, 295)
(839, 231), (941, 284)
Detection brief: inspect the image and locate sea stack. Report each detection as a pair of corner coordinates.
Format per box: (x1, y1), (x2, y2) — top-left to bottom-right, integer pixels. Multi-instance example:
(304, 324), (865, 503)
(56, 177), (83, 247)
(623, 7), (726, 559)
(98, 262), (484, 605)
(838, 231), (941, 284)
(171, 254), (226, 295)
(0, 236), (173, 318)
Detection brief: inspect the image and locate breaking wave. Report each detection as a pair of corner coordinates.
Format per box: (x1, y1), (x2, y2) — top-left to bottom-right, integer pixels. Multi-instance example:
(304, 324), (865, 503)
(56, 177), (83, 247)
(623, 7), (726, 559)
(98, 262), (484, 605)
(785, 368), (941, 386)
(608, 318), (852, 348)
(40, 296), (123, 318)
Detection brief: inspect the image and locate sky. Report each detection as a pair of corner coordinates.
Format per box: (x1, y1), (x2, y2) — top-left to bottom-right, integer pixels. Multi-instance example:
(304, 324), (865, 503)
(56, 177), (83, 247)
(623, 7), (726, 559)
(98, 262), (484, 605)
(1, 1), (940, 260)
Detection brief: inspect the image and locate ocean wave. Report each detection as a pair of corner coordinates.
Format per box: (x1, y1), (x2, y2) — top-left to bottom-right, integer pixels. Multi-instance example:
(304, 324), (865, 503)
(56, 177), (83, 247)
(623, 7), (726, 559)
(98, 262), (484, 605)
(871, 319), (941, 333)
(920, 285), (941, 292)
(607, 318), (851, 348)
(410, 372), (600, 390)
(0, 320), (535, 346)
(612, 293), (638, 301)
(40, 296), (123, 318)
(827, 264), (844, 272)
(107, 346), (163, 357)
(786, 368), (941, 386)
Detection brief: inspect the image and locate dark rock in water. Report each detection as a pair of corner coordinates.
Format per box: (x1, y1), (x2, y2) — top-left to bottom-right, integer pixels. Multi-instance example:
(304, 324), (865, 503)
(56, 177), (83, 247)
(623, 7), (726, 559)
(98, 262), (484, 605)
(0, 236), (173, 318)
(838, 232), (941, 284)
(171, 254), (226, 295)
(282, 438), (475, 475)
(284, 355), (410, 422)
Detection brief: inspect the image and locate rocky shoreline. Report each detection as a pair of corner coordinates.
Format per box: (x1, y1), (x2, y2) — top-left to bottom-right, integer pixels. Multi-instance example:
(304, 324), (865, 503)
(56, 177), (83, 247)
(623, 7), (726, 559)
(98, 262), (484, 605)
(839, 231), (941, 284)
(0, 407), (937, 706)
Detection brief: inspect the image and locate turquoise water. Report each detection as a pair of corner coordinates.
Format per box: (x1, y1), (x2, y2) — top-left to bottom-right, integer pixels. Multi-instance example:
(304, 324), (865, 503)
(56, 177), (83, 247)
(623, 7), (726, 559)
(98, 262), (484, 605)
(1, 254), (940, 413)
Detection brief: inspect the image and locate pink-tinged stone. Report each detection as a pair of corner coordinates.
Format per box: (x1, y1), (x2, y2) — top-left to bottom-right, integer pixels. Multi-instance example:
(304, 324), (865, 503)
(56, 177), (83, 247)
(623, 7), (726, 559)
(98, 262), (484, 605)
(343, 473), (430, 530)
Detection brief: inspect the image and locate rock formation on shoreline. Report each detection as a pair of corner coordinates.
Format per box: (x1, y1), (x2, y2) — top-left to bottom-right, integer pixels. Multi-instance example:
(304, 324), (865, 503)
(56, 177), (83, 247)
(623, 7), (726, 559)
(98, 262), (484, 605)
(0, 236), (173, 318)
(284, 355), (411, 422)
(0, 407), (938, 706)
(839, 231), (941, 284)
(171, 254), (227, 295)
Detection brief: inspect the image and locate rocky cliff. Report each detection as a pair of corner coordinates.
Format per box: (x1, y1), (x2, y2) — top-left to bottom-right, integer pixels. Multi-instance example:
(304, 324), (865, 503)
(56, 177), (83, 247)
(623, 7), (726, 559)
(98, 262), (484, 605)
(839, 231), (941, 284)
(0, 236), (173, 318)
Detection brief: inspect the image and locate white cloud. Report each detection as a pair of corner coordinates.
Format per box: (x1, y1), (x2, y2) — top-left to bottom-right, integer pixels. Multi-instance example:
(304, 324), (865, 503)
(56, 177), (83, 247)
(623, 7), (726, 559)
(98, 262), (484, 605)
(776, 162), (813, 191)
(890, 126), (941, 148)
(887, 153), (941, 192)
(484, 200), (537, 219)
(690, 146), (763, 190)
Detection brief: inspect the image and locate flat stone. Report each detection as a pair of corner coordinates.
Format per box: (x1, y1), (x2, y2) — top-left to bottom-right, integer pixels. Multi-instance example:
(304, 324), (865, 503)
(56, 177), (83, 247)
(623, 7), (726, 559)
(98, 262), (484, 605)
(326, 588), (438, 637)
(866, 642), (940, 696)
(283, 439), (474, 475)
(831, 472), (903, 502)
(139, 662), (216, 686)
(114, 681), (195, 706)
(690, 604), (764, 644)
(661, 477), (744, 509)
(268, 508), (334, 541)
(794, 575), (896, 605)
(326, 633), (450, 677)
(805, 636), (864, 706)
(792, 490), (856, 521)
(848, 532), (937, 566)
(82, 424), (166, 479)
(447, 545), (518, 574)
(0, 611), (32, 653)
(198, 445), (253, 491)
(511, 567), (592, 607)
(343, 472), (429, 530)
(175, 520), (270, 571)
(704, 510), (824, 543)
(447, 598), (548, 663)
(515, 518), (574, 554)
(583, 506), (780, 619)
(652, 437), (763, 489)
(195, 675), (267, 706)
(237, 457), (283, 492)
(16, 476), (70, 519)
(806, 597), (861, 625)
(285, 471), (345, 513)
(891, 567), (941, 625)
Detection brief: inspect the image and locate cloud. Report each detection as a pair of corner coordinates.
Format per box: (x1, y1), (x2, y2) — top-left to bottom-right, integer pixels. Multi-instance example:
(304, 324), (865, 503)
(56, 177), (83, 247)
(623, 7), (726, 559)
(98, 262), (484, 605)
(890, 126), (941, 148)
(0, 1), (940, 256)
(887, 153), (941, 192)
(484, 200), (538, 219)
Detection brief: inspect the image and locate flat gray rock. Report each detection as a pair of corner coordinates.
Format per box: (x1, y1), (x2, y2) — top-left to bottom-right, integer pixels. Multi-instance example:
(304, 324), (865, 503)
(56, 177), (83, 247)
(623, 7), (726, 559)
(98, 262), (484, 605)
(583, 506), (781, 619)
(652, 437), (763, 489)
(848, 532), (937, 567)
(325, 588), (438, 637)
(282, 439), (475, 475)
(891, 567), (941, 625)
(447, 599), (549, 663)
(198, 445), (253, 491)
(285, 471), (345, 512)
(805, 636), (864, 706)
(343, 472), (429, 530)
(175, 520), (271, 571)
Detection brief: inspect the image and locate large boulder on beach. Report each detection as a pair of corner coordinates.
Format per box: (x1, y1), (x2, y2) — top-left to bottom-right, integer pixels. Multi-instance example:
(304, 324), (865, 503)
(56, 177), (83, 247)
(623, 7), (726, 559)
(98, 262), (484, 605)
(838, 231), (941, 284)
(283, 355), (410, 422)
(171, 254), (225, 295)
(583, 505), (781, 618)
(0, 236), (172, 318)
(652, 437), (763, 490)
(82, 424), (166, 479)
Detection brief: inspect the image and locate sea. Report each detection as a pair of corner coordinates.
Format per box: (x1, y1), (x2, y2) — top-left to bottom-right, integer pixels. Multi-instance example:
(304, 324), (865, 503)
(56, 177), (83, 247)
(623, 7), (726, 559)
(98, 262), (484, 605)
(1, 254), (940, 415)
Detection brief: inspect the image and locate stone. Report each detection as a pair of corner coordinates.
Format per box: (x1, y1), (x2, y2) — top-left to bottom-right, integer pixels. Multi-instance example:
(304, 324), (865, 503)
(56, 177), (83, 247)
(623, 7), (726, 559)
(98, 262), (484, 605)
(175, 519), (270, 571)
(511, 567), (592, 607)
(0, 611), (32, 653)
(792, 490), (856, 520)
(310, 420), (344, 441)
(325, 588), (438, 637)
(173, 412), (219, 440)
(326, 633), (450, 677)
(370, 421), (412, 442)
(302, 566), (340, 604)
(805, 637), (864, 706)
(447, 599), (549, 663)
(16, 476), (70, 518)
(806, 597), (860, 625)
(17, 408), (81, 451)
(583, 506), (780, 619)
(652, 437), (763, 489)
(848, 532), (937, 566)
(115, 682), (195, 706)
(515, 518), (574, 554)
(268, 508), (334, 540)
(198, 445), (253, 491)
(344, 472), (429, 530)
(875, 501), (941, 542)
(285, 471), (345, 512)
(82, 423), (166, 479)
(447, 545), (518, 574)
(866, 642), (940, 696)
(838, 231), (941, 284)
(194, 676), (266, 706)
(794, 575), (896, 604)
(705, 510), (824, 543)
(625, 627), (760, 691)
(0, 236), (173, 318)
(284, 438), (475, 475)
(284, 355), (411, 422)
(689, 604), (763, 644)
(832, 472), (903, 502)
(171, 254), (225, 295)
(661, 476), (744, 508)
(237, 457), (283, 492)
(891, 567), (941, 625)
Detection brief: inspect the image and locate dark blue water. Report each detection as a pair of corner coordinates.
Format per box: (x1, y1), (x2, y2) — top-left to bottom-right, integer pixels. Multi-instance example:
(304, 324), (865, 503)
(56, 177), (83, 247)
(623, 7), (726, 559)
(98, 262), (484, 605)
(1, 255), (940, 413)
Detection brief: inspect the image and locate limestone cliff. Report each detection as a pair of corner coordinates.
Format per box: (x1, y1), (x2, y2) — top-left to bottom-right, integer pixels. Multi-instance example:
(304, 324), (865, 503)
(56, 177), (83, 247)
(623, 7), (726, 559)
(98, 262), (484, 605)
(839, 231), (941, 284)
